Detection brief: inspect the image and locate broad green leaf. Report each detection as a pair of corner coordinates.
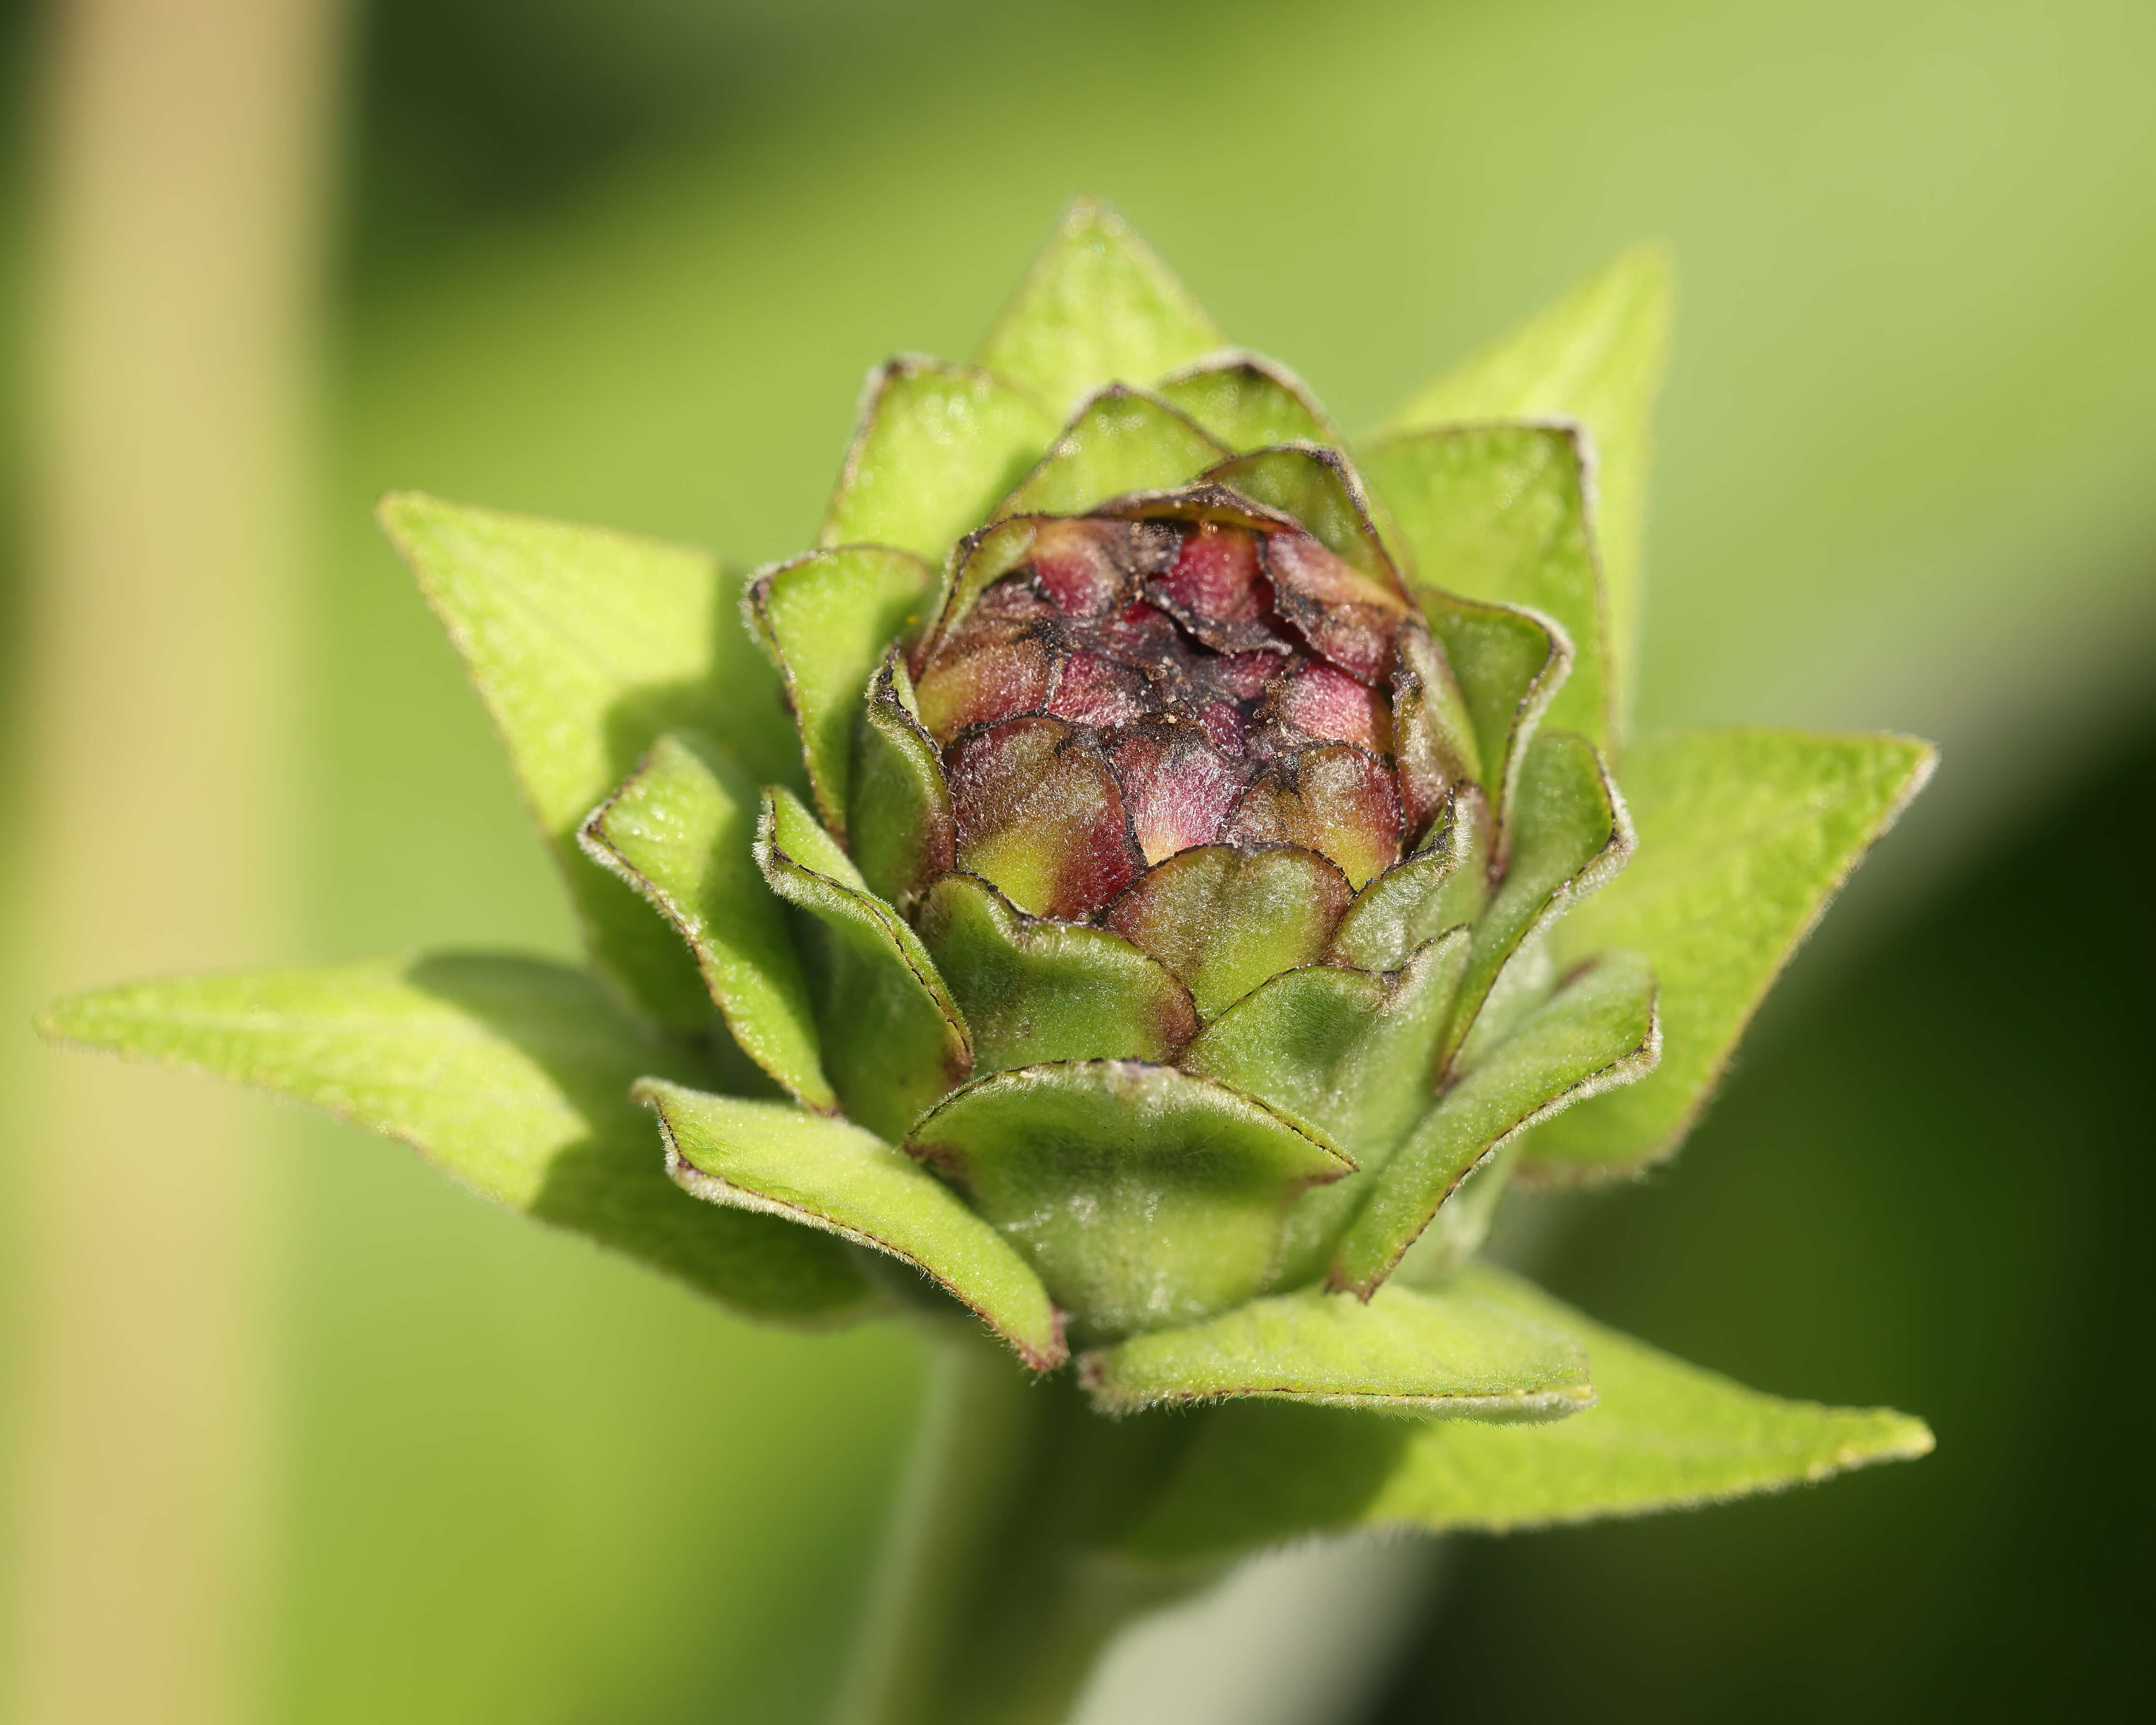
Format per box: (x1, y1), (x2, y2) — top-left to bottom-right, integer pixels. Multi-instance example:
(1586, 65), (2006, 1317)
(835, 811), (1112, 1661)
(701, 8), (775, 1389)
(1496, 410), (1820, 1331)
(1115, 1265), (1932, 1562)
(1202, 445), (1397, 582)
(36, 957), (870, 1320)
(638, 1079), (1063, 1368)
(995, 387), (1227, 518)
(578, 732), (831, 1110)
(379, 493), (799, 1031)
(1082, 1275), (1592, 1418)
(905, 1062), (1349, 1339)
(1102, 845), (1353, 1021)
(1362, 424), (1611, 749)
(974, 195), (1227, 414)
(915, 872), (1196, 1073)
(1157, 353), (1341, 452)
(1329, 788), (1488, 973)
(746, 545), (936, 839)
(755, 786), (972, 1141)
(1387, 246), (1670, 727)
(1529, 727), (1935, 1177)
(821, 358), (1058, 563)
(1189, 933), (1471, 1287)
(1420, 590), (1571, 842)
(1332, 952), (1660, 1295)
(848, 650), (956, 909)
(1445, 728), (1631, 1066)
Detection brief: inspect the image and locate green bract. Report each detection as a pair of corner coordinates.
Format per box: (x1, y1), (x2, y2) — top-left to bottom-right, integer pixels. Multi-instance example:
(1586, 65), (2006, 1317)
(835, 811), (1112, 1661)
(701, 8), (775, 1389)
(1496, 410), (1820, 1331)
(38, 197), (1937, 1716)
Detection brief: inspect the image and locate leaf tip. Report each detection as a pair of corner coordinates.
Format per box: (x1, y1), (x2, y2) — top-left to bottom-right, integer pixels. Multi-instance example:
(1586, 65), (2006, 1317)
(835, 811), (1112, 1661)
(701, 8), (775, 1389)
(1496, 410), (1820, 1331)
(372, 488), (442, 551)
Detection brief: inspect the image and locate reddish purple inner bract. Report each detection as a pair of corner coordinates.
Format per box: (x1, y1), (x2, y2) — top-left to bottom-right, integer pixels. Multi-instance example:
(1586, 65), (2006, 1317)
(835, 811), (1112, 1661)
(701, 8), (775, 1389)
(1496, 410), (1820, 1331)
(914, 514), (1415, 918)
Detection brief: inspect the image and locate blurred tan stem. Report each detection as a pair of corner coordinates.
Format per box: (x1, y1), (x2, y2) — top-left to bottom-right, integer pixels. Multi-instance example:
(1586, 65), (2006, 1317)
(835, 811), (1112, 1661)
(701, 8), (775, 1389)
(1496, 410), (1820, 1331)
(4, 1), (342, 1720)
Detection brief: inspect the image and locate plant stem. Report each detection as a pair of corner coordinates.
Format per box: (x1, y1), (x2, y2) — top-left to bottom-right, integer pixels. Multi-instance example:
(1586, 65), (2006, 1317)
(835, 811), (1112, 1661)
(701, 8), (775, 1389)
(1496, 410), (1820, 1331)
(835, 1325), (1214, 1725)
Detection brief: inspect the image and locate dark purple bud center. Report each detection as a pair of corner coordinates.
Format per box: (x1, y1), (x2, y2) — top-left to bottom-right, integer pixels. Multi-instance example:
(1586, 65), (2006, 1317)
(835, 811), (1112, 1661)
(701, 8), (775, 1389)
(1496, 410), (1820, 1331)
(915, 512), (1418, 918)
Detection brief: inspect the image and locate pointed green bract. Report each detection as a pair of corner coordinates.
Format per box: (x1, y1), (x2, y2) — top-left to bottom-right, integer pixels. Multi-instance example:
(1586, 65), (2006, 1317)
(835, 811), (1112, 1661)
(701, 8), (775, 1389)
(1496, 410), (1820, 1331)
(1362, 424), (1611, 750)
(995, 387), (1227, 518)
(1190, 934), (1471, 1288)
(822, 358), (1059, 563)
(1184, 934), (1465, 1165)
(920, 514), (1059, 660)
(1115, 1265), (1931, 1562)
(580, 732), (831, 1109)
(379, 493), (799, 1031)
(974, 196), (1227, 414)
(1530, 727), (1935, 1177)
(36, 957), (869, 1320)
(1332, 953), (1660, 1296)
(1328, 791), (1488, 973)
(1157, 354), (1341, 452)
(1389, 1142), (1519, 1287)
(748, 545), (936, 839)
(905, 1062), (1349, 1339)
(1391, 623), (1485, 838)
(1388, 247), (1670, 728)
(1082, 1276), (1592, 1418)
(755, 786), (972, 1141)
(1202, 445), (1396, 581)
(1445, 729), (1631, 1065)
(639, 1079), (1064, 1369)
(849, 650), (955, 909)
(1420, 591), (1571, 843)
(915, 872), (1197, 1073)
(1102, 845), (1354, 1021)
(1450, 923), (1558, 1073)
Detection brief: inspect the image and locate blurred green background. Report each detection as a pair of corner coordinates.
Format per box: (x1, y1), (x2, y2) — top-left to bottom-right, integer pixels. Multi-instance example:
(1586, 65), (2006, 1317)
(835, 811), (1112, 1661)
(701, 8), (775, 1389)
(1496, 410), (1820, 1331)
(4, 0), (2152, 1719)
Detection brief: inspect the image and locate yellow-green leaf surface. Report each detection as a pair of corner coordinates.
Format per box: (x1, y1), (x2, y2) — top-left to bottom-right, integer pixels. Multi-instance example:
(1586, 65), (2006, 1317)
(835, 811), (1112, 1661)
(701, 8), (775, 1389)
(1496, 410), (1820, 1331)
(1529, 727), (1935, 1177)
(379, 493), (802, 1031)
(974, 195), (1227, 414)
(1445, 729), (1632, 1064)
(1118, 1266), (1931, 1562)
(914, 872), (1196, 1073)
(755, 787), (971, 1141)
(1362, 424), (1611, 749)
(822, 358), (1058, 563)
(1332, 953), (1660, 1296)
(579, 731), (831, 1109)
(37, 957), (870, 1321)
(1083, 1273), (1592, 1418)
(995, 386), (1227, 517)
(747, 544), (935, 838)
(639, 1079), (1064, 1368)
(905, 1061), (1349, 1340)
(1387, 245), (1669, 727)
(1157, 353), (1342, 452)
